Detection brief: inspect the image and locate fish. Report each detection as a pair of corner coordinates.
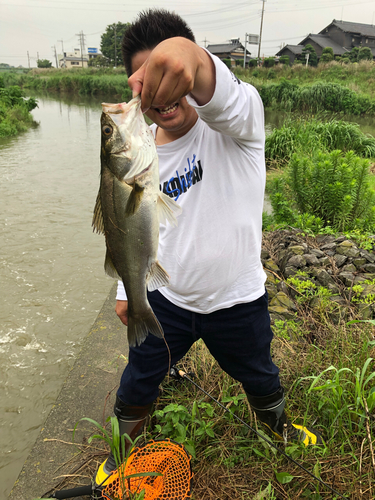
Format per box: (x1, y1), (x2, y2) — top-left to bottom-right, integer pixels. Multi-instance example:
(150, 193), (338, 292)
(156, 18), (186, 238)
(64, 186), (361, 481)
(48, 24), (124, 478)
(92, 96), (181, 347)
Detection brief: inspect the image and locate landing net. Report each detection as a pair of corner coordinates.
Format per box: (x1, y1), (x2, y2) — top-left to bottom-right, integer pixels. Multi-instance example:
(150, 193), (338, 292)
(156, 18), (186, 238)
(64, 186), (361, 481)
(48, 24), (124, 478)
(101, 439), (192, 500)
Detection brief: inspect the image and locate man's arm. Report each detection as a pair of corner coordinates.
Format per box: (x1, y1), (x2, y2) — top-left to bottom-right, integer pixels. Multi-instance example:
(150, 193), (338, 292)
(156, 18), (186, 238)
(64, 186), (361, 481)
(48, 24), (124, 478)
(116, 300), (128, 326)
(128, 37), (215, 112)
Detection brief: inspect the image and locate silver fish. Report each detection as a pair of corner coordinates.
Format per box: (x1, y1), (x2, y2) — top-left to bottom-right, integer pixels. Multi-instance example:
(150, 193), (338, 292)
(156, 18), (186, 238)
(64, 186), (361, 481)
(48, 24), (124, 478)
(92, 96), (181, 347)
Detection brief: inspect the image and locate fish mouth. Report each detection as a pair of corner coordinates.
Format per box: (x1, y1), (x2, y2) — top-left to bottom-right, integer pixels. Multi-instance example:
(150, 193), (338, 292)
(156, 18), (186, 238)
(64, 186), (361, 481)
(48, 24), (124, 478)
(154, 103), (179, 116)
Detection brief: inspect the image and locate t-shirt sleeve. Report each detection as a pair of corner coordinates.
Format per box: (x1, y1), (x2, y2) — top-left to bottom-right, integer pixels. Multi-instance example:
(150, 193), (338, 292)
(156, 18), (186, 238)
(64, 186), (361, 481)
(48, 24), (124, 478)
(116, 280), (127, 301)
(186, 50), (265, 147)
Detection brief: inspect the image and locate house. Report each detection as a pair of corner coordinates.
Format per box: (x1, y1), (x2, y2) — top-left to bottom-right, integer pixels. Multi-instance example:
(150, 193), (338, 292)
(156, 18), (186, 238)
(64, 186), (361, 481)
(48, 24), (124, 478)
(276, 19), (375, 62)
(275, 45), (303, 64)
(58, 49), (89, 68)
(206, 39), (251, 66)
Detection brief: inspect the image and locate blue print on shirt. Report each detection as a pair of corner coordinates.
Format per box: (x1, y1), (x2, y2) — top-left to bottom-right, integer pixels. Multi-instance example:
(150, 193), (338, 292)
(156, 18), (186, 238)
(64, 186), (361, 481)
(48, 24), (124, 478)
(160, 155), (203, 201)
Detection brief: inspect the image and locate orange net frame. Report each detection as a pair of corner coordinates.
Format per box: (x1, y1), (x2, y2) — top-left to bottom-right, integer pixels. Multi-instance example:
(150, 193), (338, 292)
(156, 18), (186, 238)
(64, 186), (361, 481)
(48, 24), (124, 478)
(101, 439), (192, 500)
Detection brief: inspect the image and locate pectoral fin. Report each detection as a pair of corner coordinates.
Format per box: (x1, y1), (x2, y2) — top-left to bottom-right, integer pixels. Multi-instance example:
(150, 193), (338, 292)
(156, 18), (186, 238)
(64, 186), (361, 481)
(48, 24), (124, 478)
(125, 182), (144, 216)
(92, 192), (105, 234)
(157, 193), (182, 227)
(147, 261), (170, 292)
(104, 250), (120, 279)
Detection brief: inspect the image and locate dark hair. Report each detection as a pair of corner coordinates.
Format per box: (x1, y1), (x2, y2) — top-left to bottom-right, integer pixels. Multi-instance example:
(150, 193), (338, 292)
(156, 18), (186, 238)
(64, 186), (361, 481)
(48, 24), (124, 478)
(121, 9), (196, 75)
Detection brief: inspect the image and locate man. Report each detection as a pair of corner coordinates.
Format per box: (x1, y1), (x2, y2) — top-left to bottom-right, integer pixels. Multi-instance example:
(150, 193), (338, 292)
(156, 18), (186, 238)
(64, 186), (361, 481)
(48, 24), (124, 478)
(95, 8), (321, 485)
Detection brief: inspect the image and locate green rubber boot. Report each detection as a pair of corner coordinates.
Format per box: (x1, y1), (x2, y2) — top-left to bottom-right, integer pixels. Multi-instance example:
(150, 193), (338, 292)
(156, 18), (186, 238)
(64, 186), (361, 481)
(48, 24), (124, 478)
(246, 387), (322, 446)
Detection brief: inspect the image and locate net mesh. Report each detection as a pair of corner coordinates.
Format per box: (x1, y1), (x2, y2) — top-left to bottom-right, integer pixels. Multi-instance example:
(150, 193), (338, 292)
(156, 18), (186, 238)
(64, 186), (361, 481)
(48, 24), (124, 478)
(101, 439), (192, 500)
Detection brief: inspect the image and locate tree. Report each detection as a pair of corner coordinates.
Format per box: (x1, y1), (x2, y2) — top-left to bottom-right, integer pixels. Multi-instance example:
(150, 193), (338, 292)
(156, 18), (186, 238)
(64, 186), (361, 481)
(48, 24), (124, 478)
(263, 57), (275, 68)
(349, 47), (359, 62)
(279, 55), (290, 65)
(302, 44), (318, 67)
(88, 55), (110, 67)
(100, 22), (130, 67)
(358, 47), (373, 61)
(37, 59), (52, 68)
(319, 47), (334, 63)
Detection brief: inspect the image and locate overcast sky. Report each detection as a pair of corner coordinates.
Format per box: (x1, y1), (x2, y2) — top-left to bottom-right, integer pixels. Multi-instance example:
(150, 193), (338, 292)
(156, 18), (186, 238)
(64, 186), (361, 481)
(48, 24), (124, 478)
(1, 0), (375, 67)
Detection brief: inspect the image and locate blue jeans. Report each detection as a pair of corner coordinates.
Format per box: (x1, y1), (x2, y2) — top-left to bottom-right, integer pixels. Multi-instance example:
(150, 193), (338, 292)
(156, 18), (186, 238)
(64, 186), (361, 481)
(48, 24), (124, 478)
(117, 290), (280, 406)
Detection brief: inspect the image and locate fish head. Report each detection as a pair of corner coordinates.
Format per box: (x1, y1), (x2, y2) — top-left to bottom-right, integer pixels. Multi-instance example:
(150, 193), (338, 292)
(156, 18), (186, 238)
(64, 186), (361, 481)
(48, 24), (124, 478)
(100, 97), (157, 181)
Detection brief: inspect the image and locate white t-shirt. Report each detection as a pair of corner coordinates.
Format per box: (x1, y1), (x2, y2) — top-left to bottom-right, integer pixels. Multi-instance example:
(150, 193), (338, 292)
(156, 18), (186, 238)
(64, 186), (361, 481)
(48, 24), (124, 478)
(116, 53), (267, 313)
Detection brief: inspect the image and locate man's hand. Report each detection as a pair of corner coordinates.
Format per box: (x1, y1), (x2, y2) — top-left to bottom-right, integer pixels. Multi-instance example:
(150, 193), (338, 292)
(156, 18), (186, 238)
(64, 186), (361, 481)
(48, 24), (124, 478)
(128, 37), (215, 112)
(116, 300), (129, 326)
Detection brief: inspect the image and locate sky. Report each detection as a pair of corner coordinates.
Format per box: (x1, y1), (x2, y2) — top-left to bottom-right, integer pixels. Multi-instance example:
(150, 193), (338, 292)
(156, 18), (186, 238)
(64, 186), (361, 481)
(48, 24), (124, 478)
(1, 0), (375, 68)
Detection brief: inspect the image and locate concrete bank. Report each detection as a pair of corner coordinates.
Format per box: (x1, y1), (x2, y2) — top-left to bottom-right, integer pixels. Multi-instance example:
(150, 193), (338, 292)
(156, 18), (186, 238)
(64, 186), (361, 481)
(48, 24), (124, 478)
(9, 283), (128, 500)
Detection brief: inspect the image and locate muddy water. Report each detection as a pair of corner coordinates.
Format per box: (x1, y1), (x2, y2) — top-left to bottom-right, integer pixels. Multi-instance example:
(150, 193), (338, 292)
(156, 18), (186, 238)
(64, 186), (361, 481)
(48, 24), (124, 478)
(0, 93), (114, 498)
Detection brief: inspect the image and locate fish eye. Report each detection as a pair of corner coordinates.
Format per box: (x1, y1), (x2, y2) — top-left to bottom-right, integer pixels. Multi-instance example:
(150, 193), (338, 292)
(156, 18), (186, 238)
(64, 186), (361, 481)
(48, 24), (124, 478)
(102, 124), (113, 136)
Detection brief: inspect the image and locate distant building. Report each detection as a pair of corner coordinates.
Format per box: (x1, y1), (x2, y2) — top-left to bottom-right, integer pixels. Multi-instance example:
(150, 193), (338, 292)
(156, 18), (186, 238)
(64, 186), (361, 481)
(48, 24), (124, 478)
(58, 49), (90, 68)
(206, 39), (251, 66)
(276, 19), (375, 62)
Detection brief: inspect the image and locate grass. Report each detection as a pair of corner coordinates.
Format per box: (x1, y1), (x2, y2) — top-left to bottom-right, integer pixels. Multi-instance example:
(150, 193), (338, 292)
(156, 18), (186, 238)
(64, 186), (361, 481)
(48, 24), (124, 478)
(235, 59), (375, 99)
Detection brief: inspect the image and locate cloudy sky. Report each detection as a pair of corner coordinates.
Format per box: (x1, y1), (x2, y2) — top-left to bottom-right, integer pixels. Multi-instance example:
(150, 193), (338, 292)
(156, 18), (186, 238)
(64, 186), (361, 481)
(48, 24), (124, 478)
(1, 0), (375, 67)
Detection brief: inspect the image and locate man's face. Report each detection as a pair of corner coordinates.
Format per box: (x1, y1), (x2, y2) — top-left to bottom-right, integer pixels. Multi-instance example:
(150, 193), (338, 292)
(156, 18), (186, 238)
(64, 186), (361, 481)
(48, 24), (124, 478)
(131, 49), (198, 137)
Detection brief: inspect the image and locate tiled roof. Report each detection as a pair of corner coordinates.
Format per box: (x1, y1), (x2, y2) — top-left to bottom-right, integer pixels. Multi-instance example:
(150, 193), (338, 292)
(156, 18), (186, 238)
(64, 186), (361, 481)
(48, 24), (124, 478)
(324, 20), (375, 37)
(276, 45), (303, 56)
(206, 43), (243, 54)
(299, 34), (348, 54)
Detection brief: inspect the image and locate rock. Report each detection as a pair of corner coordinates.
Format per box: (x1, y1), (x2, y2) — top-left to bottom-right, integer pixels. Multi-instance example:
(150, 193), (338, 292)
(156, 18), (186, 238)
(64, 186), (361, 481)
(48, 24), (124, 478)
(338, 272), (355, 287)
(311, 268), (337, 287)
(270, 292), (298, 312)
(284, 266), (299, 278)
(310, 249), (325, 258)
(336, 241), (360, 258)
(265, 269), (278, 285)
(363, 264), (375, 273)
(321, 243), (337, 251)
(268, 305), (297, 321)
(334, 254), (348, 267)
(267, 284), (278, 301)
(277, 281), (289, 295)
(287, 255), (307, 268)
(357, 303), (373, 320)
(360, 250), (375, 264)
(261, 249), (270, 260)
(341, 264), (357, 273)
(288, 245), (305, 255)
(264, 259), (280, 273)
(304, 254), (320, 266)
(318, 256), (331, 266)
(352, 258), (367, 269)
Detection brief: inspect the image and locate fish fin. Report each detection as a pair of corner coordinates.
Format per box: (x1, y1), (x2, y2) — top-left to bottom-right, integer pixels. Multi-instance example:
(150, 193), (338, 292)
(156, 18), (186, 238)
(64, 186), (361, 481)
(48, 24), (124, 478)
(157, 193), (182, 227)
(104, 250), (120, 279)
(147, 261), (170, 292)
(124, 182), (144, 216)
(127, 309), (164, 347)
(92, 192), (105, 234)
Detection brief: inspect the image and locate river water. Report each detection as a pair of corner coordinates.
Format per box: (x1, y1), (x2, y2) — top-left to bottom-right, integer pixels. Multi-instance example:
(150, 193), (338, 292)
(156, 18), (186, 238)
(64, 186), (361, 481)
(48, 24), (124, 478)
(1, 93), (375, 498)
(0, 93), (114, 498)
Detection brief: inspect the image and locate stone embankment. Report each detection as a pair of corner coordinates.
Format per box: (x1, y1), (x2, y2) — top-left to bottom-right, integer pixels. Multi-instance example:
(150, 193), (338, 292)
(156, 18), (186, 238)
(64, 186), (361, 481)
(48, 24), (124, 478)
(262, 230), (375, 324)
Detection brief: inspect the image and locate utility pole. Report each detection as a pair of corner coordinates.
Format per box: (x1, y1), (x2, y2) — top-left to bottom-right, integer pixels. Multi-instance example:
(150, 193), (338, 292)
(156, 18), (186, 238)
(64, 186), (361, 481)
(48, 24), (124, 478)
(113, 23), (117, 68)
(76, 31), (86, 68)
(243, 34), (248, 68)
(51, 45), (58, 68)
(257, 0), (266, 62)
(27, 51), (30, 68)
(58, 39), (65, 68)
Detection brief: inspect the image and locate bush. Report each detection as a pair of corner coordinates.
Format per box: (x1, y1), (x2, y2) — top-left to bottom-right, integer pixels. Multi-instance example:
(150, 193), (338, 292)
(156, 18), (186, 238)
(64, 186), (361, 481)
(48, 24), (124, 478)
(222, 58), (232, 69)
(265, 117), (375, 162)
(270, 150), (375, 232)
(279, 55), (290, 65)
(358, 47), (373, 62)
(248, 59), (258, 68)
(319, 47), (334, 64)
(263, 57), (275, 68)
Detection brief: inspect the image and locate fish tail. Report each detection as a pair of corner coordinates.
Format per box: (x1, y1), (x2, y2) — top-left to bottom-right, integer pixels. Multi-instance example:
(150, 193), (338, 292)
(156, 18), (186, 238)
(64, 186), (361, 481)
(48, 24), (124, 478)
(127, 309), (164, 347)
